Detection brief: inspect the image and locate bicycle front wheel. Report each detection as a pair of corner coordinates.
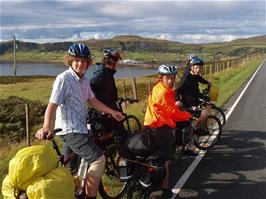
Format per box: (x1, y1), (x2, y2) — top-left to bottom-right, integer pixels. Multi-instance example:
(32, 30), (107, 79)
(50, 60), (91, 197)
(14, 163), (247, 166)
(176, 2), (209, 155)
(211, 106), (226, 127)
(99, 144), (128, 199)
(193, 115), (222, 150)
(123, 115), (142, 134)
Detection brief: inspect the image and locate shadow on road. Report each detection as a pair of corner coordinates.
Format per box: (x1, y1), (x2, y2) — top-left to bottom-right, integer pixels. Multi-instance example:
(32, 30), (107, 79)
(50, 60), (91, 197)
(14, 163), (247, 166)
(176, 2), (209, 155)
(172, 129), (266, 199)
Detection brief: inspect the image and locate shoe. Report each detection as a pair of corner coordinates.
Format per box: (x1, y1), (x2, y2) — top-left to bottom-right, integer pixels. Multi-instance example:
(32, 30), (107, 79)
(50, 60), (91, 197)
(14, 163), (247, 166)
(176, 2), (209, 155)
(183, 149), (198, 157)
(162, 188), (173, 199)
(194, 127), (209, 136)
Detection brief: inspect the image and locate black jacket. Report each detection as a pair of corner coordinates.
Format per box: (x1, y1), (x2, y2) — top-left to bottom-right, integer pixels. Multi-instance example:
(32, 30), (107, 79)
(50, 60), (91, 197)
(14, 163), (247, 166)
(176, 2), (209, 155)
(90, 63), (119, 110)
(175, 68), (209, 108)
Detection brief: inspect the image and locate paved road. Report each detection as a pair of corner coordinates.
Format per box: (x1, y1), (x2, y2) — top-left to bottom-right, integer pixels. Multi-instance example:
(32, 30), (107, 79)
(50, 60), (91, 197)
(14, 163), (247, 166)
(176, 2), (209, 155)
(171, 60), (266, 199)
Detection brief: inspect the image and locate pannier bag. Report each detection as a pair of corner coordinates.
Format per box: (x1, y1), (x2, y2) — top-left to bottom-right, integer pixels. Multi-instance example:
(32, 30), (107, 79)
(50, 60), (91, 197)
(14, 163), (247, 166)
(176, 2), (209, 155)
(120, 132), (155, 158)
(8, 145), (58, 190)
(2, 175), (17, 199)
(26, 167), (75, 199)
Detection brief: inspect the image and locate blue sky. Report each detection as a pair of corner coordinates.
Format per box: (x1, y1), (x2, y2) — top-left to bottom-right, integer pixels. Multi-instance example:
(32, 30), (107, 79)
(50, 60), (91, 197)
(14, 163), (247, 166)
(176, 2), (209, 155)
(1, 0), (265, 44)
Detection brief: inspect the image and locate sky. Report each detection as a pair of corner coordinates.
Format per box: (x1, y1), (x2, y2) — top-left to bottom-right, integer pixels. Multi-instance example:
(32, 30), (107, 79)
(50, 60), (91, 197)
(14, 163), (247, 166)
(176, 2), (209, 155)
(1, 0), (265, 44)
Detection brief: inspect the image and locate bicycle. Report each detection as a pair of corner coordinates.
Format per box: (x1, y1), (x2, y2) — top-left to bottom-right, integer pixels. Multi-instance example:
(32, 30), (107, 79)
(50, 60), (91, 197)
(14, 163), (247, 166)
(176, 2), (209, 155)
(46, 128), (126, 199)
(116, 97), (142, 134)
(117, 133), (167, 199)
(201, 87), (226, 127)
(44, 128), (88, 199)
(182, 96), (223, 150)
(172, 109), (223, 166)
(87, 98), (142, 199)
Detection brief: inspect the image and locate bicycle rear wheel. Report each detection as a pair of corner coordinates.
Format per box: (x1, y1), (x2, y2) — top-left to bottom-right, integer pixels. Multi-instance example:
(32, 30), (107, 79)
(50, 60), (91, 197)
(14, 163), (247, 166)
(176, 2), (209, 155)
(123, 115), (142, 134)
(193, 115), (222, 150)
(211, 106), (226, 127)
(99, 144), (128, 199)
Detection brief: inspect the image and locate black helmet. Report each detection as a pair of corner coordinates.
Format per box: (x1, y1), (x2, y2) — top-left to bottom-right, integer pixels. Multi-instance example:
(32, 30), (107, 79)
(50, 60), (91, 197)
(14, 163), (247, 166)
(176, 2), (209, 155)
(68, 43), (92, 59)
(189, 57), (204, 66)
(158, 64), (177, 75)
(103, 49), (122, 60)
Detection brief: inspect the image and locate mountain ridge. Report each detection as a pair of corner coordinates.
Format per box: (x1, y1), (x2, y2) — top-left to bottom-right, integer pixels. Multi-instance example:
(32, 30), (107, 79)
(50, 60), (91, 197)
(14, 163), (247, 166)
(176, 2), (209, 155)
(0, 34), (265, 62)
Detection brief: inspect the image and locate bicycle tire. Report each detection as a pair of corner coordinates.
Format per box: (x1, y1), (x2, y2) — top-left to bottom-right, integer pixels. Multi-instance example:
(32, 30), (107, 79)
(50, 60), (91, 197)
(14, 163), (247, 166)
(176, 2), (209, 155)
(98, 144), (128, 199)
(211, 105), (226, 127)
(123, 115), (142, 134)
(124, 163), (147, 199)
(172, 145), (185, 166)
(193, 115), (222, 150)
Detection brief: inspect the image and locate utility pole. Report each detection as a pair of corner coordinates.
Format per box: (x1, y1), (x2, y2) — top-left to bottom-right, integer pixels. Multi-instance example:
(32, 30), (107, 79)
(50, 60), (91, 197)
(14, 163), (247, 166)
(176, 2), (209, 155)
(13, 35), (17, 83)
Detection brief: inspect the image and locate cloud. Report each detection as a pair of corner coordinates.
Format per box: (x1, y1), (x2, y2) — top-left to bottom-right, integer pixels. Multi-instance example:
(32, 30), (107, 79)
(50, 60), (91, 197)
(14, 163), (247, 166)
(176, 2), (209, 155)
(1, 0), (265, 43)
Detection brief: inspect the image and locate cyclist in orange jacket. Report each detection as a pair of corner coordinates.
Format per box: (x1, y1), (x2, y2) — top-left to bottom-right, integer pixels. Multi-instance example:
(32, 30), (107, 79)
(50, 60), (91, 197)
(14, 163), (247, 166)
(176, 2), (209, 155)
(144, 64), (192, 198)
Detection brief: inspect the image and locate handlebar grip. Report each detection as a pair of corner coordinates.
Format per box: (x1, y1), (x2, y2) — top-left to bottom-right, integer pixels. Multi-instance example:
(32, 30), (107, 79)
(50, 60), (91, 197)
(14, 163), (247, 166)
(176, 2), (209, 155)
(44, 128), (62, 139)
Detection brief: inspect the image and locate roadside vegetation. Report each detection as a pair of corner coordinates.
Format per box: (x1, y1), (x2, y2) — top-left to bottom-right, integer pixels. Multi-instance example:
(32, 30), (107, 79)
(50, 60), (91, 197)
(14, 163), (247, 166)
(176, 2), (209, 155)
(0, 55), (264, 199)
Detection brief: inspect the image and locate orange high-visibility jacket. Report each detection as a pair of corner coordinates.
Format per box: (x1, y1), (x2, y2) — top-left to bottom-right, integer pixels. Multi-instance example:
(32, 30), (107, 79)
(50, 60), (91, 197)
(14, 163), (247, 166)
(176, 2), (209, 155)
(144, 81), (191, 128)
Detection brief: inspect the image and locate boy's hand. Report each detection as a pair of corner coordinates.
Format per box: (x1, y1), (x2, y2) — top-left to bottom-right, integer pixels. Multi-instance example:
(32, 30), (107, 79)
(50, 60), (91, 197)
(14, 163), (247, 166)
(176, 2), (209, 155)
(35, 127), (51, 140)
(111, 110), (124, 121)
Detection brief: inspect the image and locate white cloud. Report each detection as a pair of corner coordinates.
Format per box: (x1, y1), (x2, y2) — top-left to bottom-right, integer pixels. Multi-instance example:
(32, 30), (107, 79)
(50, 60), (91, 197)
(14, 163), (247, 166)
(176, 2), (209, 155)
(1, 0), (265, 43)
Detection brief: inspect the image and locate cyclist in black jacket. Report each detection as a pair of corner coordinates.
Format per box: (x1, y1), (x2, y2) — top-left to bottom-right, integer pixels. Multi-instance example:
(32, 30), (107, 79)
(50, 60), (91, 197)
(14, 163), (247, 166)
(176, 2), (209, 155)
(90, 49), (128, 142)
(175, 56), (212, 135)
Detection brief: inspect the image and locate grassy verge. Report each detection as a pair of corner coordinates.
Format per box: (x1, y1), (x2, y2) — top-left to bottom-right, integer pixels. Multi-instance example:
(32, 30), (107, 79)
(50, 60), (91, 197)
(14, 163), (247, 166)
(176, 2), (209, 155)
(0, 55), (264, 198)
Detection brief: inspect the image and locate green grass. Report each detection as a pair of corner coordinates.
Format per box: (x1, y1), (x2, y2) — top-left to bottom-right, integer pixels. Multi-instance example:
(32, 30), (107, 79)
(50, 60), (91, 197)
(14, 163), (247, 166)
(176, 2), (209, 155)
(0, 55), (264, 199)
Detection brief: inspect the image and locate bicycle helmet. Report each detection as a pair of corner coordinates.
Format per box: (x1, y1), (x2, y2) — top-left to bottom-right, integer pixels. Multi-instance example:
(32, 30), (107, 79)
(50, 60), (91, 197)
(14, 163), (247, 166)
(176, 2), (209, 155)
(189, 57), (204, 66)
(187, 54), (198, 61)
(103, 49), (122, 60)
(158, 64), (177, 75)
(68, 43), (92, 59)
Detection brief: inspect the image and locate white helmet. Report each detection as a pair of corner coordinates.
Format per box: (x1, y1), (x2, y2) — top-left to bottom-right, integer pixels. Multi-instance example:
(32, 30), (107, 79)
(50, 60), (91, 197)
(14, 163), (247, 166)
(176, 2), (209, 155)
(158, 64), (177, 75)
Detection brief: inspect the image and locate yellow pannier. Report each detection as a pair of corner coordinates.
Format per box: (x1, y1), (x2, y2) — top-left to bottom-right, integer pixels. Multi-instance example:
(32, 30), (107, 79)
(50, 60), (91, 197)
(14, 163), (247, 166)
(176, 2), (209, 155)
(26, 167), (75, 199)
(9, 145), (58, 190)
(2, 175), (17, 199)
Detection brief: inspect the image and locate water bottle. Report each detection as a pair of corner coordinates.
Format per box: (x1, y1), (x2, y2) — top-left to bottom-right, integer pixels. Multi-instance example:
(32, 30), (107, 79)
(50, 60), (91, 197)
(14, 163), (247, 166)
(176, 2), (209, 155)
(118, 157), (131, 181)
(78, 158), (88, 180)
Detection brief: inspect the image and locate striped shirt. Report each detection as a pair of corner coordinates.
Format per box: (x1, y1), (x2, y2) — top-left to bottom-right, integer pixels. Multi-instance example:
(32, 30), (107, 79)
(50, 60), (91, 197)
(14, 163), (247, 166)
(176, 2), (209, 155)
(50, 67), (95, 135)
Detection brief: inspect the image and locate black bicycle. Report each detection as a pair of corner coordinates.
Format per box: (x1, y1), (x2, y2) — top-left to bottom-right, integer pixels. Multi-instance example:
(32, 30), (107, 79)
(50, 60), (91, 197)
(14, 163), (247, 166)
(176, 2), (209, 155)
(184, 97), (223, 150)
(117, 97), (142, 134)
(116, 135), (167, 199)
(46, 127), (126, 199)
(87, 98), (142, 199)
(43, 128), (89, 199)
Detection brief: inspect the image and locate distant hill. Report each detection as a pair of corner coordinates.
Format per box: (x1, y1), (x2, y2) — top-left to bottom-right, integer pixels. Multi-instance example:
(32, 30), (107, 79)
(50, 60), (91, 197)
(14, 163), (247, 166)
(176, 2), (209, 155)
(0, 35), (265, 62)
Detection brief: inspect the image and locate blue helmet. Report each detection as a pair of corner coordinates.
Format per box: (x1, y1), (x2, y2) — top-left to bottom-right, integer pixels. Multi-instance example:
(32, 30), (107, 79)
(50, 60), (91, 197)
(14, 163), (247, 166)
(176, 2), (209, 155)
(68, 43), (92, 59)
(158, 64), (177, 75)
(189, 57), (204, 66)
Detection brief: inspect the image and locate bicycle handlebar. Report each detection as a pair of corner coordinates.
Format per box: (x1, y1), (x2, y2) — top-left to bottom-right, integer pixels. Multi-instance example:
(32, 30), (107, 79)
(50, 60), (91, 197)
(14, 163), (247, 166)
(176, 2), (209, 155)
(44, 128), (62, 140)
(44, 128), (63, 159)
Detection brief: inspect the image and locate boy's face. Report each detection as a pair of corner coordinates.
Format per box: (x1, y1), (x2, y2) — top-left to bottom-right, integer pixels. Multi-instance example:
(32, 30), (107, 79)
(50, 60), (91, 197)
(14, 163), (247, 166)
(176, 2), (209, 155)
(161, 74), (176, 88)
(191, 65), (201, 75)
(72, 57), (91, 76)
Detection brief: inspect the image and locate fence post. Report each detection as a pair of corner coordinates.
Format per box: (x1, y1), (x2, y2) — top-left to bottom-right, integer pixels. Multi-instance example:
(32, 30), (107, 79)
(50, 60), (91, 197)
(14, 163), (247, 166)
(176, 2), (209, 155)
(25, 103), (30, 146)
(122, 81), (126, 98)
(132, 77), (138, 100)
